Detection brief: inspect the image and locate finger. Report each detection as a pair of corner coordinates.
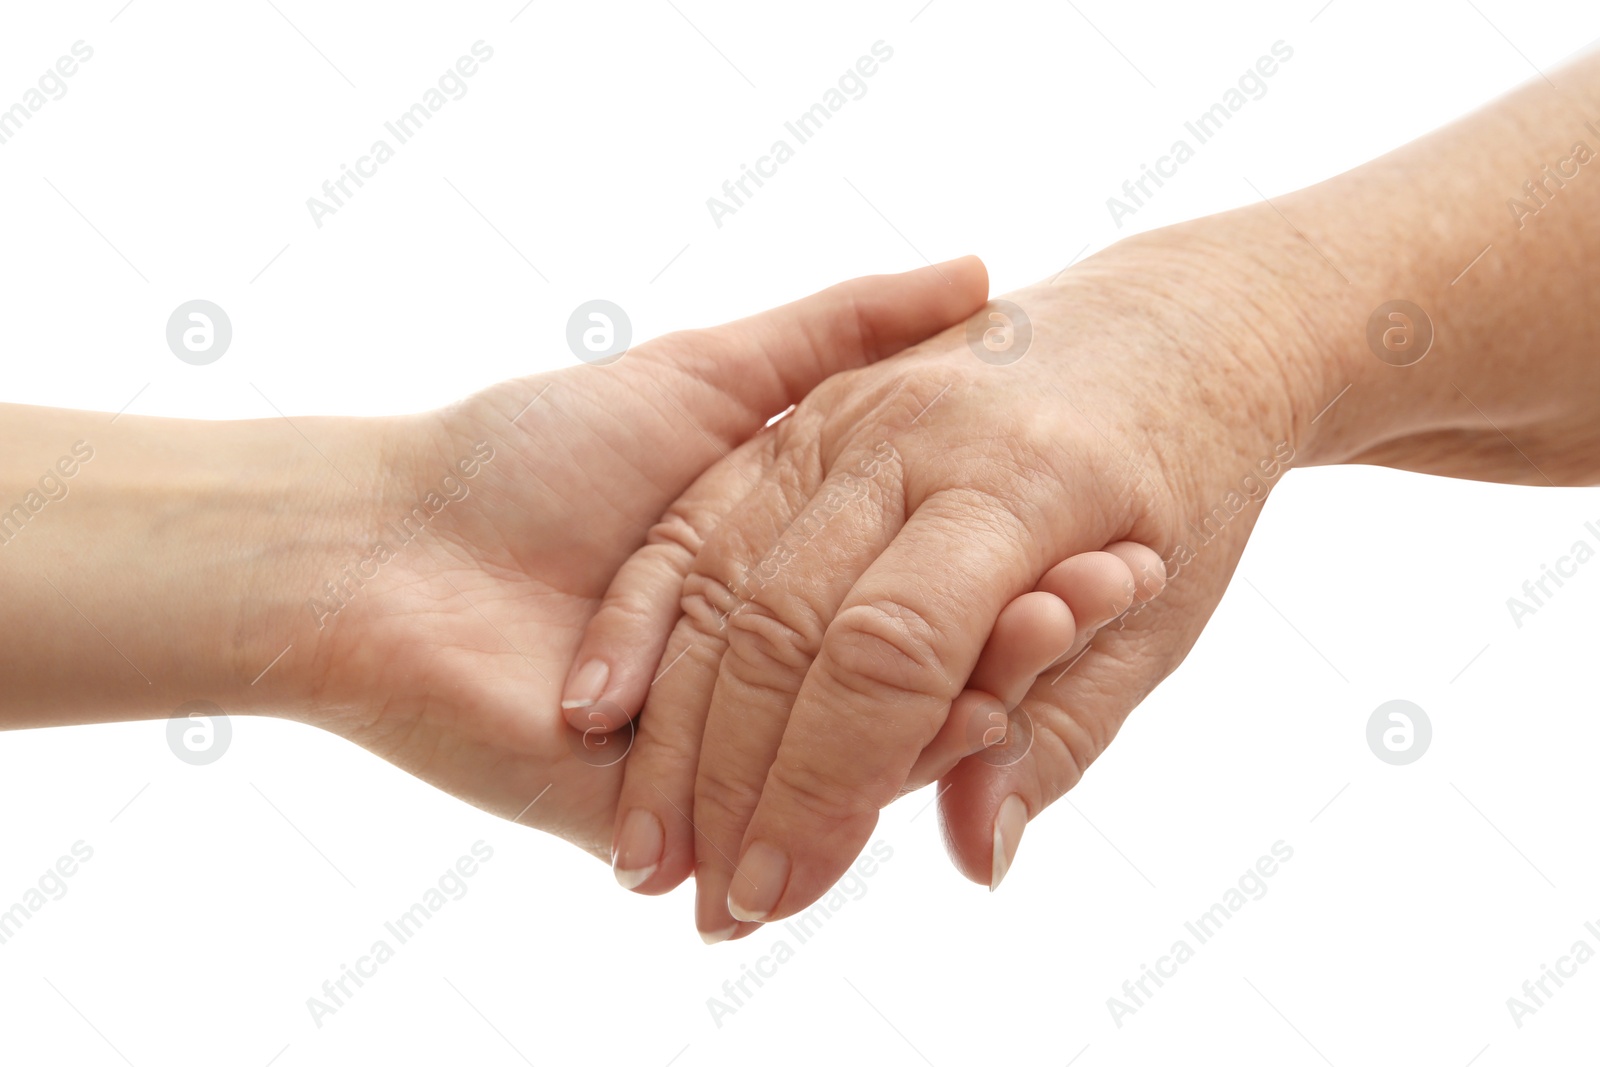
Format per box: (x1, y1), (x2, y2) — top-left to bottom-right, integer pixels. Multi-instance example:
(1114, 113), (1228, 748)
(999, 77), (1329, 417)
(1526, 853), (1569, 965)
(688, 444), (905, 940)
(613, 615), (772, 943)
(1037, 551), (1137, 633)
(1035, 546), (1147, 668)
(939, 595), (1186, 892)
(905, 590), (1076, 789)
(605, 592), (736, 904)
(904, 542), (1163, 792)
(561, 435), (772, 729)
(968, 591), (1078, 706)
(1104, 541), (1167, 605)
(726, 492), (1073, 924)
(608, 446), (814, 928)
(635, 257), (989, 432)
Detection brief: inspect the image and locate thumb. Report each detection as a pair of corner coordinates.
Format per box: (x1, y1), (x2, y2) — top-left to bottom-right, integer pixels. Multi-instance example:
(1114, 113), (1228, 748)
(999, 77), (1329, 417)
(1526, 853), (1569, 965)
(635, 256), (989, 435)
(937, 605), (1187, 891)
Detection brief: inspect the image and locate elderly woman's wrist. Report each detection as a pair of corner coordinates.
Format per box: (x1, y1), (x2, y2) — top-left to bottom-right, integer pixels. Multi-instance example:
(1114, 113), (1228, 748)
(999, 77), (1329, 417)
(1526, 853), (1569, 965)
(1071, 215), (1359, 469)
(1150, 208), (1469, 469)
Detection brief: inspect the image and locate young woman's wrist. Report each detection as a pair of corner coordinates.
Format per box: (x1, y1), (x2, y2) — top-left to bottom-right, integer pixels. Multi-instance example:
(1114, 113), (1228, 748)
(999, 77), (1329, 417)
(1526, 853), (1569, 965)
(0, 406), (398, 728)
(219, 412), (457, 725)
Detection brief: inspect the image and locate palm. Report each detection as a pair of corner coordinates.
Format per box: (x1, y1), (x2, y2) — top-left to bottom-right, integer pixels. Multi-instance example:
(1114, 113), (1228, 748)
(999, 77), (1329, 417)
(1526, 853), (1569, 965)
(324, 366), (740, 858)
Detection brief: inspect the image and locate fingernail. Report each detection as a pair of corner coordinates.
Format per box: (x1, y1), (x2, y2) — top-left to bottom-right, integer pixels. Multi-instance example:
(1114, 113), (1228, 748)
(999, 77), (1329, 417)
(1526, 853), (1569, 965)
(727, 841), (790, 922)
(612, 809), (663, 891)
(699, 924), (738, 946)
(561, 660), (609, 709)
(990, 794), (1028, 892)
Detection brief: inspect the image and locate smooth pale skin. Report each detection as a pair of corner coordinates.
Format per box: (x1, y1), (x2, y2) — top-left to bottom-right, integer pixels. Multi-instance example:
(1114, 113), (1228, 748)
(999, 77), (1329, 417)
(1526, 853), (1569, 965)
(570, 46), (1600, 940)
(0, 261), (995, 860)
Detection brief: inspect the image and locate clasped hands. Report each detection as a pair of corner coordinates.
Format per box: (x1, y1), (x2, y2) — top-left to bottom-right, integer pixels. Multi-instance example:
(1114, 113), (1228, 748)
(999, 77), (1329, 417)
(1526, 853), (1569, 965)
(322, 243), (1301, 944)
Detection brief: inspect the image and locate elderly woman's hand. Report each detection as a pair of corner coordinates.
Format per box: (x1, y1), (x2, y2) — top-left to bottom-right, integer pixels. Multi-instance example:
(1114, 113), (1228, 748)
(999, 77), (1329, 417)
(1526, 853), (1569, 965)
(565, 222), (1341, 940)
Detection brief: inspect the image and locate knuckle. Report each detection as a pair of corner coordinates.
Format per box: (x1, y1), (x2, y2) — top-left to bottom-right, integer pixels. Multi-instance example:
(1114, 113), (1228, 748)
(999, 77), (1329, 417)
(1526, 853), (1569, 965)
(823, 599), (952, 704)
(1030, 634), (1172, 796)
(630, 707), (702, 768)
(723, 596), (826, 679)
(645, 510), (706, 560)
(694, 768), (763, 829)
(595, 594), (654, 633)
(679, 565), (830, 686)
(597, 553), (682, 631)
(679, 572), (743, 639)
(1032, 698), (1097, 794)
(766, 757), (876, 823)
(926, 483), (1039, 541)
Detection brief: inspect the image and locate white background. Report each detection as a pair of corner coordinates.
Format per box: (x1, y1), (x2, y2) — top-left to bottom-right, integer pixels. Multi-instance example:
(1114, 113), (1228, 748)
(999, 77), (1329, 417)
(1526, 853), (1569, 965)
(1, 1), (1598, 1064)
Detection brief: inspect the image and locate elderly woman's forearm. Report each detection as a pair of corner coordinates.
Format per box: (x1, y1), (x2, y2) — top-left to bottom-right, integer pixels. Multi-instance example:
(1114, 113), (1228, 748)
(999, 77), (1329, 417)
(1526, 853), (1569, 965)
(1109, 45), (1600, 484)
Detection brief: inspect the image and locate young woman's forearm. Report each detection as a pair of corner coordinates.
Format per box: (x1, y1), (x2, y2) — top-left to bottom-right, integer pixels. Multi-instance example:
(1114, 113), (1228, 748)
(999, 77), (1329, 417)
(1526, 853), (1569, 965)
(0, 404), (385, 728)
